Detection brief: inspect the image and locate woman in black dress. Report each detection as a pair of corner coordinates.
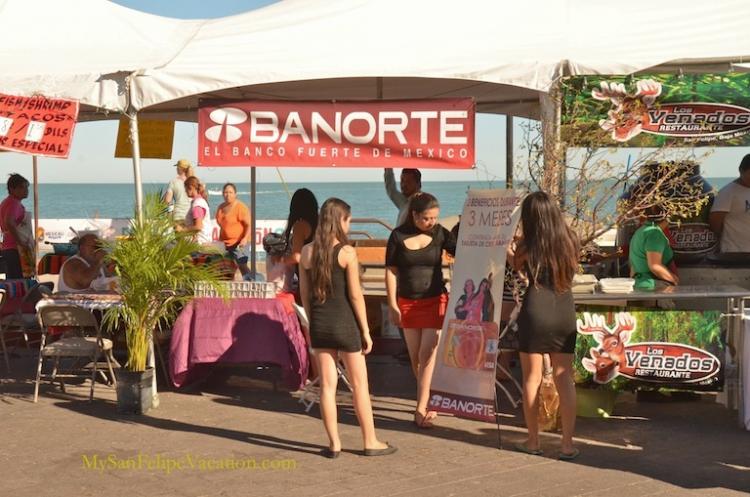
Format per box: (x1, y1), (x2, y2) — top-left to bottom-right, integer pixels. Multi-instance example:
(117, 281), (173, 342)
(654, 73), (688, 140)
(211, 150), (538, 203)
(508, 191), (580, 460)
(299, 198), (396, 458)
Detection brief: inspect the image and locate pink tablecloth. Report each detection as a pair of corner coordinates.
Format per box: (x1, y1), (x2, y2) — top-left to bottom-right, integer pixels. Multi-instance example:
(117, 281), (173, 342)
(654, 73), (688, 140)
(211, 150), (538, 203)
(169, 297), (309, 389)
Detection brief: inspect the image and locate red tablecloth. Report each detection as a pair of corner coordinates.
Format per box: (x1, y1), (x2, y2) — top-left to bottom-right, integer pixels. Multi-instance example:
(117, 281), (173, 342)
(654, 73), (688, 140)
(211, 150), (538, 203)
(169, 297), (308, 389)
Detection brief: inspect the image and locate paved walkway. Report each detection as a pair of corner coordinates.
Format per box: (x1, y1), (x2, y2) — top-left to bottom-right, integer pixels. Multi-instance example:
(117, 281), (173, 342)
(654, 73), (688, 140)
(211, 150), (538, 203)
(1, 353), (749, 497)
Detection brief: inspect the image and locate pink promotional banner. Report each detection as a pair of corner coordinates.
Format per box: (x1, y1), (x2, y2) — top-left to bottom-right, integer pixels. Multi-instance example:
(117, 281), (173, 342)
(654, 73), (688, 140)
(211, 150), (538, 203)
(198, 99), (475, 168)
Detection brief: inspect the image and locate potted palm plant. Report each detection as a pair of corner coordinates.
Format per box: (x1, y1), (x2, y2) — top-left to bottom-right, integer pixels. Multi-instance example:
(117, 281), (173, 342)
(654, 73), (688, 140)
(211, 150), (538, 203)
(103, 194), (224, 414)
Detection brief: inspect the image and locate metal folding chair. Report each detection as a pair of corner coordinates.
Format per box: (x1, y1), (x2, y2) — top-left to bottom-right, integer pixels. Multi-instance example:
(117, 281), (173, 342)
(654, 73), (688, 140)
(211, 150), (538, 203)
(495, 308), (523, 409)
(299, 357), (353, 413)
(0, 282), (53, 371)
(34, 304), (117, 402)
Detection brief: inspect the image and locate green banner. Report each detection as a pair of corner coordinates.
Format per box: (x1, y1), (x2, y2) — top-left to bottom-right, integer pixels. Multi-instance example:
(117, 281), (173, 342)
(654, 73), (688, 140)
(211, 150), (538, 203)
(562, 73), (750, 147)
(575, 308), (724, 392)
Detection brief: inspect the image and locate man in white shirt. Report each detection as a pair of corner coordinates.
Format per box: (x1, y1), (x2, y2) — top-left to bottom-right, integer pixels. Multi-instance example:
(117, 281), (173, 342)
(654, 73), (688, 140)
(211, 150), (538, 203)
(58, 234), (106, 292)
(709, 154), (750, 253)
(384, 168), (422, 227)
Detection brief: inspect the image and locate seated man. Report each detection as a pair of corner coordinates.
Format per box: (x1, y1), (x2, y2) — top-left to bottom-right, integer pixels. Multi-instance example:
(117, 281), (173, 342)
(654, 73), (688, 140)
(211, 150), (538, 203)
(58, 234), (107, 293)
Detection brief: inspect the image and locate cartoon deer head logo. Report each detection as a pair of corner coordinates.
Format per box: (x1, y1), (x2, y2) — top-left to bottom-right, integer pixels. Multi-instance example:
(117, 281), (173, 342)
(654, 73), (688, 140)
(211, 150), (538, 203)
(592, 79), (662, 142)
(576, 312), (636, 383)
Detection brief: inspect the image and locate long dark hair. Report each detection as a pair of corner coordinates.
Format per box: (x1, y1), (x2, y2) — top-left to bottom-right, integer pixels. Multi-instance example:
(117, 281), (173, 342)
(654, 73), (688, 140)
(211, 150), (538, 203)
(311, 198), (351, 302)
(519, 191), (579, 293)
(283, 188), (319, 242)
(402, 192), (439, 230)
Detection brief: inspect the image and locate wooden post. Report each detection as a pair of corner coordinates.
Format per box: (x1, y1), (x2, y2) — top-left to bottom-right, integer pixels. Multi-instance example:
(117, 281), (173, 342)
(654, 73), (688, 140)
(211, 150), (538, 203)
(539, 82), (565, 203)
(505, 116), (513, 188)
(32, 155), (39, 271)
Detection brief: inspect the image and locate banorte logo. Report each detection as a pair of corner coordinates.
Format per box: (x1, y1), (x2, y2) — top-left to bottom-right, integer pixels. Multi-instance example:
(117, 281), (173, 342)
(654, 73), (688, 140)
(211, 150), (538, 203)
(204, 107), (247, 143)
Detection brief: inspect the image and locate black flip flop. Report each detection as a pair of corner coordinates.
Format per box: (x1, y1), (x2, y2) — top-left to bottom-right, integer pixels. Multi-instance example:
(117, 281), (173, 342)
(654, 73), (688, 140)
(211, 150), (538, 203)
(513, 442), (543, 456)
(558, 448), (580, 461)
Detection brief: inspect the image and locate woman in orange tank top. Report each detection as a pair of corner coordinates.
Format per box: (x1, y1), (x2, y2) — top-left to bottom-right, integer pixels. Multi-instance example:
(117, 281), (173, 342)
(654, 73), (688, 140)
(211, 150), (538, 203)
(216, 183), (252, 278)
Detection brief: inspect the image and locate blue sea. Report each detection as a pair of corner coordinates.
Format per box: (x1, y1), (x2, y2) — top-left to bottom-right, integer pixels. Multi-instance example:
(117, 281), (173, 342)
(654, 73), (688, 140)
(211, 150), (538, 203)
(28, 181), (501, 239)
(26, 178), (733, 240)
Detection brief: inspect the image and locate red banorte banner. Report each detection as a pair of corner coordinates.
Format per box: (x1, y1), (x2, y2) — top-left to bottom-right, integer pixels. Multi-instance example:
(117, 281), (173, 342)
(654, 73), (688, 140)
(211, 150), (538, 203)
(0, 93), (79, 158)
(198, 99), (475, 168)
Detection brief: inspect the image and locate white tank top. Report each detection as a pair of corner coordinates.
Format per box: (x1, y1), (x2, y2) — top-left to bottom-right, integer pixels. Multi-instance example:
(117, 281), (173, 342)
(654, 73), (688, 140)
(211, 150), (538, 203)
(58, 255), (104, 293)
(186, 197), (213, 245)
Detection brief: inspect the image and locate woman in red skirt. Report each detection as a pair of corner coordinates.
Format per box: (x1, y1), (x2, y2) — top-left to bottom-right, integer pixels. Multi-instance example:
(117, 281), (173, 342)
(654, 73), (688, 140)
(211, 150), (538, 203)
(385, 193), (456, 428)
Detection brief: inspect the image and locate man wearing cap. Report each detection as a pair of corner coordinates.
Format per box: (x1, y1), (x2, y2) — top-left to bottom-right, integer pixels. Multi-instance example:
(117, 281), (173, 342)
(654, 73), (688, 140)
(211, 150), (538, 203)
(163, 159), (194, 223)
(709, 154), (750, 253)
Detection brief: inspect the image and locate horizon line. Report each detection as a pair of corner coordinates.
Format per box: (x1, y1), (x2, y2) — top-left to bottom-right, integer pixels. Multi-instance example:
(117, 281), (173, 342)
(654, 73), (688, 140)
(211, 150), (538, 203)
(27, 176), (736, 185)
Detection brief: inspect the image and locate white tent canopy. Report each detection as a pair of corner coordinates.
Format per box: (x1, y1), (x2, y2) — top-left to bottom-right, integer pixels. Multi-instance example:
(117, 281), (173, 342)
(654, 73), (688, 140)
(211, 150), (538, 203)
(130, 0), (750, 120)
(3, 0), (749, 120)
(0, 0), (202, 116)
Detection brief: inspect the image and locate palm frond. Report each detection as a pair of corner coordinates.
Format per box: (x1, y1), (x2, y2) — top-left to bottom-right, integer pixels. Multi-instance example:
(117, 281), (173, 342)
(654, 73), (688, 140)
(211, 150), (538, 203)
(103, 193), (227, 371)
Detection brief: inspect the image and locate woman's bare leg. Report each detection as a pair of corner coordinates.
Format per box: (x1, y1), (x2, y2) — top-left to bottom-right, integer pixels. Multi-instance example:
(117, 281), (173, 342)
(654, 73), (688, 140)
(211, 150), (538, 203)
(519, 352), (544, 450)
(402, 327), (422, 378)
(317, 350), (341, 451)
(549, 352), (577, 454)
(237, 261), (251, 277)
(340, 350), (389, 450)
(415, 328), (440, 415)
(301, 326), (318, 379)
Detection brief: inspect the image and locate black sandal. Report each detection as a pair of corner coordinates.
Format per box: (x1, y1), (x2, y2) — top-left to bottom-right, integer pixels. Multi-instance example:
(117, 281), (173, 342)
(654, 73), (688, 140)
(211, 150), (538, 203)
(320, 447), (341, 459)
(363, 443), (398, 457)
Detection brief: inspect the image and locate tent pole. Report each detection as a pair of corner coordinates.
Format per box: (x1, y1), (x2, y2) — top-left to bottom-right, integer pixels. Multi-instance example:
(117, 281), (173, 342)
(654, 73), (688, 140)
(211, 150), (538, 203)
(128, 113), (144, 222)
(32, 155), (39, 270)
(250, 167), (257, 278)
(127, 110), (156, 405)
(505, 116), (513, 189)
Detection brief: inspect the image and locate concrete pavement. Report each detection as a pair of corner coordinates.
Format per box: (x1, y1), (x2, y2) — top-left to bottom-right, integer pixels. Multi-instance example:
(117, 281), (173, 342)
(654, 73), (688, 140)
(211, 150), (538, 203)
(1, 353), (749, 497)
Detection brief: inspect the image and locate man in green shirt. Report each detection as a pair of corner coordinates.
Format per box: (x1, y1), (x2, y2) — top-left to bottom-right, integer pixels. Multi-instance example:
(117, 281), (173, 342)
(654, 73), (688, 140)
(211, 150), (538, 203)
(628, 213), (679, 290)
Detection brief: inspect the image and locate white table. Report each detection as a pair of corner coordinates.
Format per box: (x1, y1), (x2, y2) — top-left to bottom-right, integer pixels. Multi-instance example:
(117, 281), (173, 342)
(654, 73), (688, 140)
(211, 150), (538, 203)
(36, 292), (123, 312)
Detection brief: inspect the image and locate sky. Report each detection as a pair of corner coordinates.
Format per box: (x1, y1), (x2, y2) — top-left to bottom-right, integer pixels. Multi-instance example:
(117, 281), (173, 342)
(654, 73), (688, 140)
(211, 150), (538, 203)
(0, 0), (746, 184)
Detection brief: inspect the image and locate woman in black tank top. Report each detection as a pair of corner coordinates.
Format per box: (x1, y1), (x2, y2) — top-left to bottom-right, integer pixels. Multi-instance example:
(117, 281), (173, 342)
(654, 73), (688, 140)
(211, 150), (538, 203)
(299, 198), (396, 459)
(508, 191), (580, 460)
(272, 188), (318, 293)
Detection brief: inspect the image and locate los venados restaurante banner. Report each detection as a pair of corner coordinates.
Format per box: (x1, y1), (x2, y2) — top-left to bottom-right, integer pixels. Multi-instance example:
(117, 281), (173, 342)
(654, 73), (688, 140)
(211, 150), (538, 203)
(576, 308), (724, 392)
(562, 73), (750, 147)
(198, 99), (475, 168)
